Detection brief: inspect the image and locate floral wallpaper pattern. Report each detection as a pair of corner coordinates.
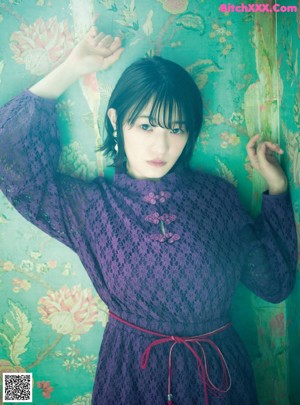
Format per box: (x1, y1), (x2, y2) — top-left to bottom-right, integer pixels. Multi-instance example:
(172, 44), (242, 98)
(0, 0), (299, 404)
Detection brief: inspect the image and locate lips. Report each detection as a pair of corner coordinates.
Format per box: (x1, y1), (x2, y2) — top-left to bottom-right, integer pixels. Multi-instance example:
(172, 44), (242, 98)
(147, 160), (167, 167)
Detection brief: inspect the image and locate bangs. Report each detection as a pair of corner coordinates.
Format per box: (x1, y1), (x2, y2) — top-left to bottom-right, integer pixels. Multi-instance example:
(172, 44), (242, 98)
(126, 87), (187, 131)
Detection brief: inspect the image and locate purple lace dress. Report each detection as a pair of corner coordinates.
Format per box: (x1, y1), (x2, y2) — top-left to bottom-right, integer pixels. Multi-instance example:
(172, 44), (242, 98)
(0, 90), (298, 405)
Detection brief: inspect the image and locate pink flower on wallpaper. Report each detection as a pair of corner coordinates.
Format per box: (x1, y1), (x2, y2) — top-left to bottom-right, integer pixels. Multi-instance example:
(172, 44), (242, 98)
(12, 278), (31, 292)
(46, 260), (57, 269)
(2, 261), (14, 272)
(10, 17), (74, 76)
(37, 285), (99, 341)
(159, 0), (189, 14)
(37, 381), (54, 399)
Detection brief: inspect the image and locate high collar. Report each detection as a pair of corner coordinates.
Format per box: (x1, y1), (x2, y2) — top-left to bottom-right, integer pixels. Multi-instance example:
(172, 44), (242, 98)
(113, 163), (189, 194)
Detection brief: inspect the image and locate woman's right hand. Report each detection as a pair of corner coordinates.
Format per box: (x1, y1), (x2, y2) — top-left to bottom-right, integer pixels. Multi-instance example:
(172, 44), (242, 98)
(65, 27), (124, 77)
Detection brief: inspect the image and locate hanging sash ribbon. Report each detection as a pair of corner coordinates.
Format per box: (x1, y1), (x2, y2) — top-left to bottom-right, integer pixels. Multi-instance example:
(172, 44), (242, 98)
(109, 311), (232, 405)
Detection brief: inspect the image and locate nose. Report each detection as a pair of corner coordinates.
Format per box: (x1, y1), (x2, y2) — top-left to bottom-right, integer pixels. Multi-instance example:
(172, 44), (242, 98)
(150, 127), (169, 155)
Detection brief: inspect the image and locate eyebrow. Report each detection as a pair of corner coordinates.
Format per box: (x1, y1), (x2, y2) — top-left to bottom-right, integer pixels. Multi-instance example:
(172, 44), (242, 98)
(137, 115), (186, 124)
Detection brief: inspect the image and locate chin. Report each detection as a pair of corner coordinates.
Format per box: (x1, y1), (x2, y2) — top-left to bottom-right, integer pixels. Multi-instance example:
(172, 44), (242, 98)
(127, 162), (173, 179)
(145, 167), (170, 179)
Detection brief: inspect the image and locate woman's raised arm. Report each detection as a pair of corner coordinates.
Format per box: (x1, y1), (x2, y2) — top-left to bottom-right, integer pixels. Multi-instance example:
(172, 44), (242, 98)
(0, 28), (123, 251)
(29, 27), (124, 99)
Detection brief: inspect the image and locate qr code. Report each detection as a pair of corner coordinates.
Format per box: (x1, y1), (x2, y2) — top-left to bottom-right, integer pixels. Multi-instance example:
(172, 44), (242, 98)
(2, 373), (32, 402)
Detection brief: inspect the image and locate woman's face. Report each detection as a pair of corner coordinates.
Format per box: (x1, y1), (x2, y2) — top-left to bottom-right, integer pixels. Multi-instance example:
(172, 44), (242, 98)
(108, 102), (188, 180)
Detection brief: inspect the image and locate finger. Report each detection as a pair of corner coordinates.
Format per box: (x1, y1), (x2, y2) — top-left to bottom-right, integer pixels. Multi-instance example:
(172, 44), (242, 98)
(256, 142), (277, 164)
(246, 134), (260, 155)
(99, 34), (114, 47)
(256, 142), (283, 163)
(246, 133), (260, 148)
(95, 41), (122, 58)
(256, 141), (267, 158)
(261, 141), (284, 154)
(103, 47), (124, 69)
(88, 26), (98, 38)
(246, 135), (260, 169)
(108, 37), (122, 53)
(93, 32), (106, 46)
(92, 13), (100, 25)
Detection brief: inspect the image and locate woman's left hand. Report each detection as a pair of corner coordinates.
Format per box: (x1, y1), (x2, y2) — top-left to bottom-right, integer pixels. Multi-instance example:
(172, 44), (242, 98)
(65, 26), (124, 77)
(246, 134), (288, 195)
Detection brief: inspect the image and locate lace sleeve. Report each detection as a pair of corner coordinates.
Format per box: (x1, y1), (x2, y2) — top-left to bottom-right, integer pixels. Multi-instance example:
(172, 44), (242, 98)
(0, 90), (99, 251)
(238, 189), (298, 303)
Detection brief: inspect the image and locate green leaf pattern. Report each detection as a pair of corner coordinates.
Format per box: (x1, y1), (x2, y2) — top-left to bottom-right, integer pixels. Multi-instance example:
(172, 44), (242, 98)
(0, 300), (32, 366)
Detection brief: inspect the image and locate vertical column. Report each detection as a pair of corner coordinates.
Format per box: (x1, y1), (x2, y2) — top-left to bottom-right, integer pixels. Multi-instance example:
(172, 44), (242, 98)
(70, 0), (104, 176)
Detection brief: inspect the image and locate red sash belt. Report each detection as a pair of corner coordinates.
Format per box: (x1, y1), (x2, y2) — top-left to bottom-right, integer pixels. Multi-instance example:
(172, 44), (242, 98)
(109, 311), (232, 405)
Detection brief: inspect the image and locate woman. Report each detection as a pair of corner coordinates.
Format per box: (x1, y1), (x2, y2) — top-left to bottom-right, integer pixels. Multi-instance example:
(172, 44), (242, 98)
(0, 27), (298, 405)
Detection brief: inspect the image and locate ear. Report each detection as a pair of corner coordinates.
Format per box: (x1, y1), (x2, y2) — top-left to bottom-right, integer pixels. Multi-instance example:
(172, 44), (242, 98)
(107, 108), (117, 130)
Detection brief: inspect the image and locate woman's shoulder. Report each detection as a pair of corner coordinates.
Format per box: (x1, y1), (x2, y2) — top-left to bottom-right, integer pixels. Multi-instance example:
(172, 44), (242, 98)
(185, 169), (244, 212)
(185, 168), (235, 192)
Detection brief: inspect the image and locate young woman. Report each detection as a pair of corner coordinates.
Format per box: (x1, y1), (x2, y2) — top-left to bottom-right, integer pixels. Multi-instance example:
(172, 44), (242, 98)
(0, 27), (298, 405)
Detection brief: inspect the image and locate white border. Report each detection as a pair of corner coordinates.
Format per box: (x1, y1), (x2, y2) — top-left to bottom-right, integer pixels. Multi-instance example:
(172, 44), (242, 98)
(2, 373), (32, 403)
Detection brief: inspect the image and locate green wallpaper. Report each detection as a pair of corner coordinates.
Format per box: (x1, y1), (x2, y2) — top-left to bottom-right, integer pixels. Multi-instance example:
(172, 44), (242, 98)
(0, 0), (299, 404)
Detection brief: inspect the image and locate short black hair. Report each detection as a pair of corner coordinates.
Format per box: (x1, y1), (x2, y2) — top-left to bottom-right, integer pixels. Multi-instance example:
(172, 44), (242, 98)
(100, 56), (203, 169)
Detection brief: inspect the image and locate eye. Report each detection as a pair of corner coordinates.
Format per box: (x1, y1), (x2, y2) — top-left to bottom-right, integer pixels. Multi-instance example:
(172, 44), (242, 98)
(140, 124), (152, 131)
(170, 127), (186, 135)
